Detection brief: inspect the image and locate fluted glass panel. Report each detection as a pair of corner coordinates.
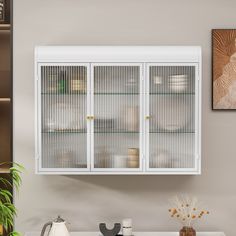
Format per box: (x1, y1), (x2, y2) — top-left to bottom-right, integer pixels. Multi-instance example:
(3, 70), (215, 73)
(93, 66), (140, 169)
(149, 66), (195, 168)
(41, 65), (87, 168)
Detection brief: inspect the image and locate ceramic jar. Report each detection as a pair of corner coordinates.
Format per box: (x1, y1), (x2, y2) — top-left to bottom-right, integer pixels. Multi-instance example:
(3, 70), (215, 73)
(127, 148), (139, 168)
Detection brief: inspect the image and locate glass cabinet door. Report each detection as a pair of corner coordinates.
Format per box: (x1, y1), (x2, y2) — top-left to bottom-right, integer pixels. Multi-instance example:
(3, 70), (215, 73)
(147, 64), (198, 171)
(39, 64), (89, 171)
(91, 64), (142, 171)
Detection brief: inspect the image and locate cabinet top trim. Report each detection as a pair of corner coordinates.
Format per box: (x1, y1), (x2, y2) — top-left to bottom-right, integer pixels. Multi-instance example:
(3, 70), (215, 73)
(35, 46), (201, 63)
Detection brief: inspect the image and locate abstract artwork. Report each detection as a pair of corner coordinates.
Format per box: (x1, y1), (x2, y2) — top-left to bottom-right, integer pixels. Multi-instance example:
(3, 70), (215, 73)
(212, 29), (236, 109)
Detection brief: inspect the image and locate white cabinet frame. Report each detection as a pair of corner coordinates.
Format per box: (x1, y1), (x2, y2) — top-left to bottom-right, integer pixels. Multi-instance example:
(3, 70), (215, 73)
(35, 46), (202, 175)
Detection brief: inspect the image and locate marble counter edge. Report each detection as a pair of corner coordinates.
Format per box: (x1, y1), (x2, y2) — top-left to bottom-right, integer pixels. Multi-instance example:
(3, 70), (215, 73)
(24, 231), (226, 236)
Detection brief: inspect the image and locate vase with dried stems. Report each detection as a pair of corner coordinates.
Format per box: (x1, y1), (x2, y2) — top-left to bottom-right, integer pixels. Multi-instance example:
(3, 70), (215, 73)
(168, 196), (209, 236)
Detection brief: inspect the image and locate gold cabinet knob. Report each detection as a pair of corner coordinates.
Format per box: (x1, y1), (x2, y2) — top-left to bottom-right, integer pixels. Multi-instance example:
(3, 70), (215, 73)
(145, 115), (150, 120)
(86, 116), (94, 120)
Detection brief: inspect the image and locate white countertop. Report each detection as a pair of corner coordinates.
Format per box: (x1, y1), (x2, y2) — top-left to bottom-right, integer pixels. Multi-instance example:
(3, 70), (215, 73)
(25, 231), (226, 236)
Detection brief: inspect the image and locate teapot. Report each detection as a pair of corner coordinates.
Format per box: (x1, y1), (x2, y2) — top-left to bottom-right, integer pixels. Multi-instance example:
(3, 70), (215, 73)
(41, 216), (70, 236)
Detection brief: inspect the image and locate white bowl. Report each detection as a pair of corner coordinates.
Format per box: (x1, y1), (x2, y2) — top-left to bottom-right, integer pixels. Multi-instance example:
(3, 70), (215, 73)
(169, 77), (188, 81)
(169, 82), (188, 85)
(169, 80), (188, 84)
(170, 74), (188, 79)
(170, 86), (187, 93)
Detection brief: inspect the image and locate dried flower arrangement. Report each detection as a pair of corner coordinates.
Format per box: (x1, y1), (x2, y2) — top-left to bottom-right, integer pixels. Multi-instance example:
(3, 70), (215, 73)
(168, 196), (209, 227)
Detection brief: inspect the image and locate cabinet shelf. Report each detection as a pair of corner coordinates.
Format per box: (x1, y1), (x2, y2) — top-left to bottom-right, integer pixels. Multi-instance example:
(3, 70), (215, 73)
(94, 93), (139, 95)
(42, 130), (86, 134)
(94, 131), (138, 133)
(0, 168), (10, 174)
(41, 92), (194, 95)
(150, 131), (195, 134)
(42, 131), (194, 134)
(0, 98), (11, 102)
(150, 92), (195, 95)
(0, 24), (11, 31)
(41, 93), (86, 95)
(42, 131), (138, 134)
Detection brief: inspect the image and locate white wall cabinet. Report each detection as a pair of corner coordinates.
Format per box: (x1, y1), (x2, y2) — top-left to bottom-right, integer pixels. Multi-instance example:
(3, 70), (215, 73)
(35, 46), (201, 175)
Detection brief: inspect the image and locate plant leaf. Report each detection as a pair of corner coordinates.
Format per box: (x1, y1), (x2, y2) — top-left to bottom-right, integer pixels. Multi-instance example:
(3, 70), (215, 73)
(0, 190), (12, 203)
(0, 162), (24, 235)
(9, 231), (21, 236)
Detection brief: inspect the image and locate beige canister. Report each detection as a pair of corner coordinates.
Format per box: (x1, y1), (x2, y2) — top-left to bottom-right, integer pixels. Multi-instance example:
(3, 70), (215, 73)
(128, 148), (139, 168)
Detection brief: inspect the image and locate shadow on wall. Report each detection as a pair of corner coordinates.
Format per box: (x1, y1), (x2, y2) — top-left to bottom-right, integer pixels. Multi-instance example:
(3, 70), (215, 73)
(24, 175), (197, 230)
(59, 175), (199, 193)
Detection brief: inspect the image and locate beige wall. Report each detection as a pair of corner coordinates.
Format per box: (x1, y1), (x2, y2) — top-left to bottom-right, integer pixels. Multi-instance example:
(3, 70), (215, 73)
(13, 0), (236, 235)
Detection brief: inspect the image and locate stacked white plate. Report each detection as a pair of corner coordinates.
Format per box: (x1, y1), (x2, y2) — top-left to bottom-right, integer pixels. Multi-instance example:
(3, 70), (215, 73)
(156, 97), (191, 131)
(169, 74), (188, 93)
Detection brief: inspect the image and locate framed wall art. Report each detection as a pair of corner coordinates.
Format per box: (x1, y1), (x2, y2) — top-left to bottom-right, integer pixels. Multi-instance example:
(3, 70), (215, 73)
(212, 29), (236, 110)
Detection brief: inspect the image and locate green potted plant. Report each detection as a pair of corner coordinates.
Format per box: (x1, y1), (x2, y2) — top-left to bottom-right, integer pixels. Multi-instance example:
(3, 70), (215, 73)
(0, 162), (23, 236)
